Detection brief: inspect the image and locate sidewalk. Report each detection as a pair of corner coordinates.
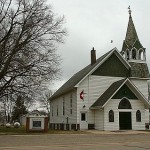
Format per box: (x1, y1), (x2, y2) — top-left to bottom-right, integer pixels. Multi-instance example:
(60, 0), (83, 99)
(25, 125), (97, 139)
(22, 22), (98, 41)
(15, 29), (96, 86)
(85, 130), (150, 135)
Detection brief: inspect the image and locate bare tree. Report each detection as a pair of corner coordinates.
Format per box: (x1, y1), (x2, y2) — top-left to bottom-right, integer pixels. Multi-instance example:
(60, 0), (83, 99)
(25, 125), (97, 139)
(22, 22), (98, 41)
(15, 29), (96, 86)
(1, 95), (14, 122)
(39, 89), (53, 114)
(1, 93), (34, 122)
(11, 95), (27, 122)
(0, 0), (67, 100)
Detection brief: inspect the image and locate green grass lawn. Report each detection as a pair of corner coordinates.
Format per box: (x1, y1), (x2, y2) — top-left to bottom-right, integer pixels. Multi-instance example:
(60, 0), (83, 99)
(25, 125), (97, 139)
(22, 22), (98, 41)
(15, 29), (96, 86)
(0, 126), (26, 134)
(0, 126), (87, 135)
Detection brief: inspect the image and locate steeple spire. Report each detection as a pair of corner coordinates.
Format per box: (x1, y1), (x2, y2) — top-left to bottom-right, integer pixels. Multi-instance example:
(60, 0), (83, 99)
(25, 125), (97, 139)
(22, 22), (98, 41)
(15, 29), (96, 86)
(121, 8), (149, 78)
(125, 7), (139, 47)
(121, 7), (145, 61)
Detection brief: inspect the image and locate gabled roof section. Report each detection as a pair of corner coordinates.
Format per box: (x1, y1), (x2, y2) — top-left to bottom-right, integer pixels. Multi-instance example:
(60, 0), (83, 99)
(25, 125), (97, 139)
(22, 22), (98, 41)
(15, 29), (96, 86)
(75, 48), (130, 87)
(50, 48), (131, 100)
(50, 49), (113, 100)
(90, 78), (150, 109)
(90, 79), (126, 108)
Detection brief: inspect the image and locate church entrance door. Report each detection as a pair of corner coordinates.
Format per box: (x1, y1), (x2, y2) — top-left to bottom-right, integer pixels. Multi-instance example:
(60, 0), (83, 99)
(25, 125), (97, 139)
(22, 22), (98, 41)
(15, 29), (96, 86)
(119, 112), (132, 130)
(80, 112), (88, 130)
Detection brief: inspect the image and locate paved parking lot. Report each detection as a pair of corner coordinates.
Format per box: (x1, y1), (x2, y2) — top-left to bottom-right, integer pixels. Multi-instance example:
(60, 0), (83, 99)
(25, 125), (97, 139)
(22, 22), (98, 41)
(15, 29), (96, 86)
(0, 131), (150, 150)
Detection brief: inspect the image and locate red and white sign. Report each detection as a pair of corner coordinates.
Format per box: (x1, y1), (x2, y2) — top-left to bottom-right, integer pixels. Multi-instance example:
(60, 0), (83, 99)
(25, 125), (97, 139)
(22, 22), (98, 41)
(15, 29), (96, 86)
(80, 90), (84, 100)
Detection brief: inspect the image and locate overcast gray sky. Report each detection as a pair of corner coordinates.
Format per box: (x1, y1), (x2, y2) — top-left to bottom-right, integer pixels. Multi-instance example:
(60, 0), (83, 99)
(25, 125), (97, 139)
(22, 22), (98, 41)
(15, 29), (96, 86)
(47, 0), (150, 90)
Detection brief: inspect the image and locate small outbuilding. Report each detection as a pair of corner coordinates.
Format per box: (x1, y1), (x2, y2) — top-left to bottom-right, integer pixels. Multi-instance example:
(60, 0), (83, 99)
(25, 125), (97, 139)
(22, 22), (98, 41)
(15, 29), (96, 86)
(26, 115), (49, 132)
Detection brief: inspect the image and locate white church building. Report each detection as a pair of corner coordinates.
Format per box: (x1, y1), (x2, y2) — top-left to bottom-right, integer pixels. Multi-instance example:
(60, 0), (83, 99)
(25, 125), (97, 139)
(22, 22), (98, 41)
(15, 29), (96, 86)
(49, 10), (150, 131)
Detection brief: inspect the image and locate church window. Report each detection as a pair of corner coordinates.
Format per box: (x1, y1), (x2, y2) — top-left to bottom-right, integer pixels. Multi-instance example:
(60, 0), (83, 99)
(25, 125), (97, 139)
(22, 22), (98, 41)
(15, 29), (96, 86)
(81, 113), (86, 121)
(62, 97), (65, 116)
(122, 52), (125, 59)
(52, 105), (53, 116)
(148, 81), (150, 101)
(109, 110), (114, 122)
(136, 110), (141, 122)
(139, 49), (144, 60)
(70, 94), (73, 114)
(57, 105), (58, 116)
(118, 98), (132, 109)
(132, 49), (136, 59)
(126, 50), (129, 60)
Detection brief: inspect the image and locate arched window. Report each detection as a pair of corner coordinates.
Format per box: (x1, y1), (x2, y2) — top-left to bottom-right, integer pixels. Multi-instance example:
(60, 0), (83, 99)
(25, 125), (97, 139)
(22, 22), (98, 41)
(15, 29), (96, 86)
(109, 110), (114, 122)
(122, 52), (125, 59)
(132, 49), (136, 59)
(139, 49), (144, 60)
(118, 98), (132, 109)
(126, 50), (129, 60)
(136, 110), (141, 122)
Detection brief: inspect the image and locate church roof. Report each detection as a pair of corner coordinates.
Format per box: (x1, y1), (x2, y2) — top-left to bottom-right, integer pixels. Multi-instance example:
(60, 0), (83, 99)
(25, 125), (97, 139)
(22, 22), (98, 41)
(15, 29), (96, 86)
(90, 78), (150, 109)
(90, 79), (126, 108)
(129, 62), (149, 78)
(50, 48), (130, 100)
(50, 49), (113, 100)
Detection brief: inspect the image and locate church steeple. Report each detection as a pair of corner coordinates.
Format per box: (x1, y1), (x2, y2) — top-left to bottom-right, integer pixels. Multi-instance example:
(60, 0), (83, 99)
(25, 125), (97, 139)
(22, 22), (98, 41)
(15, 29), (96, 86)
(121, 8), (149, 78)
(125, 8), (139, 47)
(121, 7), (146, 61)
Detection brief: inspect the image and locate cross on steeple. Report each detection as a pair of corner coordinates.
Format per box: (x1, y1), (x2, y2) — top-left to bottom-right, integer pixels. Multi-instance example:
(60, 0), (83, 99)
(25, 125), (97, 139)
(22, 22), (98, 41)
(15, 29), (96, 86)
(128, 6), (132, 15)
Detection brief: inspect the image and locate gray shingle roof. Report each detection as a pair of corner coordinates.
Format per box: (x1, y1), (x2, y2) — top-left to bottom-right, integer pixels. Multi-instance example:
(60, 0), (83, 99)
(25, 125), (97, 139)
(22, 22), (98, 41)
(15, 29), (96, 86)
(90, 79), (126, 108)
(129, 62), (149, 78)
(125, 15), (139, 47)
(122, 13), (144, 52)
(50, 49), (114, 100)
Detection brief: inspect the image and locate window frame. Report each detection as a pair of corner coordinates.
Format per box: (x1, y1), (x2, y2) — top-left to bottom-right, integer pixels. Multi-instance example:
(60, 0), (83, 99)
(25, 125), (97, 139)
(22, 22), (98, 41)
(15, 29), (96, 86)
(109, 110), (114, 122)
(81, 113), (86, 121)
(70, 94), (73, 114)
(118, 98), (132, 109)
(51, 105), (53, 117)
(62, 96), (65, 116)
(57, 105), (58, 116)
(136, 110), (141, 122)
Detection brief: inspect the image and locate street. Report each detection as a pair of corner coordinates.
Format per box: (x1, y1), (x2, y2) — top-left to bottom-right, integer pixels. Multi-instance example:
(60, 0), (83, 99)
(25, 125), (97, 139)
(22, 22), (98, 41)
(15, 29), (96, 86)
(0, 131), (150, 150)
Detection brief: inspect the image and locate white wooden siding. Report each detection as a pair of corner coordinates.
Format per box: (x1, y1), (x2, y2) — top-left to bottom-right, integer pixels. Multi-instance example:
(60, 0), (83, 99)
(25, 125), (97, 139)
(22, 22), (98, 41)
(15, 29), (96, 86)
(104, 99), (148, 131)
(51, 74), (149, 131)
(95, 109), (104, 130)
(130, 79), (149, 99)
(50, 90), (77, 124)
(77, 75), (123, 125)
(104, 99), (119, 131)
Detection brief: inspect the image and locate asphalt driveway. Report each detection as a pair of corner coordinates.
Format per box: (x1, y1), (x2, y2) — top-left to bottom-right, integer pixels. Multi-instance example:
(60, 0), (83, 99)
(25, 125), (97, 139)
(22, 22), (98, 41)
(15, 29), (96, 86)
(0, 131), (150, 150)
